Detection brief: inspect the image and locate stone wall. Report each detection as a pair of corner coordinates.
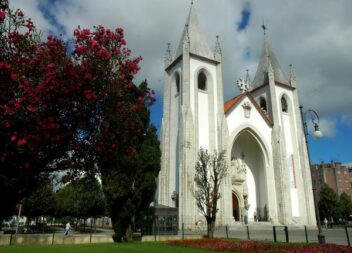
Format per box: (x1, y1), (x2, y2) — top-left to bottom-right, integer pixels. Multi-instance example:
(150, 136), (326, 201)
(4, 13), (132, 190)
(0, 234), (201, 246)
(0, 234), (114, 246)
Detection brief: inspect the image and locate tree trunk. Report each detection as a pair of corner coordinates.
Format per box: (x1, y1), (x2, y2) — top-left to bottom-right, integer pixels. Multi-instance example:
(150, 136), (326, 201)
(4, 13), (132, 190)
(125, 224), (133, 242)
(207, 220), (215, 238)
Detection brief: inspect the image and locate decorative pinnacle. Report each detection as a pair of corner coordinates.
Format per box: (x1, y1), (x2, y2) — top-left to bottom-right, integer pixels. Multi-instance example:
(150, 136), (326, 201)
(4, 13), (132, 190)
(261, 19), (267, 35)
(164, 42), (172, 66)
(289, 64), (296, 84)
(245, 69), (251, 84)
(214, 35), (222, 56)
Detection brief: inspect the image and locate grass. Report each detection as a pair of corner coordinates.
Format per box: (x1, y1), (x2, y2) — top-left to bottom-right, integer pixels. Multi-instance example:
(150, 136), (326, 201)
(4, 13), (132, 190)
(0, 242), (215, 253)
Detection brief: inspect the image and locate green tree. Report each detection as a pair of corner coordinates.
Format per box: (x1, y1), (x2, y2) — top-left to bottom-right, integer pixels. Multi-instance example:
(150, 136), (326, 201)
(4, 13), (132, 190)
(22, 182), (56, 219)
(193, 148), (228, 238)
(55, 183), (76, 219)
(338, 192), (352, 221)
(99, 81), (161, 241)
(56, 176), (106, 223)
(22, 179), (56, 232)
(318, 184), (339, 221)
(74, 175), (106, 230)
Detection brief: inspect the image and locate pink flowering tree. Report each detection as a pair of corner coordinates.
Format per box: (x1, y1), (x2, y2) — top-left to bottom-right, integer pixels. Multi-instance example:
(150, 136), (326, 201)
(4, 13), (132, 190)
(0, 0), (160, 235)
(71, 25), (160, 241)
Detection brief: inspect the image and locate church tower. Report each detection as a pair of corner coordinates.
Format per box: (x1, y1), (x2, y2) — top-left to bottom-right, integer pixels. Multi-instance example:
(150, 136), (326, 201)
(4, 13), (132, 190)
(158, 3), (230, 228)
(249, 30), (316, 225)
(158, 5), (316, 229)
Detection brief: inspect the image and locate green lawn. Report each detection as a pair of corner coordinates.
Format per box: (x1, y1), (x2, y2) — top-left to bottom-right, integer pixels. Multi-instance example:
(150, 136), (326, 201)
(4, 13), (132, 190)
(0, 242), (215, 253)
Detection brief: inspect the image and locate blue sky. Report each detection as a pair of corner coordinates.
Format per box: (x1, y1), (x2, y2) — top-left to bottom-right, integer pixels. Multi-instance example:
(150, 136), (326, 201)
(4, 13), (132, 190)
(11, 0), (352, 165)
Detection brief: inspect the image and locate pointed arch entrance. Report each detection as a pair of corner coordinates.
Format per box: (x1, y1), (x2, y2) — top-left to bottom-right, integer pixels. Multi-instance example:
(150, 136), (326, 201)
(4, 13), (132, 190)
(231, 128), (268, 222)
(232, 192), (240, 221)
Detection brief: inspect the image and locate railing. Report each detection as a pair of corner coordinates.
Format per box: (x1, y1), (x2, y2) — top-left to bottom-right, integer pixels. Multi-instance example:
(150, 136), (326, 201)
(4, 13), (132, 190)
(1, 224), (351, 246)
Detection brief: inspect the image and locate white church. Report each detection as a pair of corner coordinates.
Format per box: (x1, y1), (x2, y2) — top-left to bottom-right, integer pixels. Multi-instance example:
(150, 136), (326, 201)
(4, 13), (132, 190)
(157, 4), (316, 229)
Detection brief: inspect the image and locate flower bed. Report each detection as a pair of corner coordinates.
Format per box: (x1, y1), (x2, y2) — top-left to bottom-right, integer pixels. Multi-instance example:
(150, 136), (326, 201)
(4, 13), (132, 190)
(168, 239), (352, 253)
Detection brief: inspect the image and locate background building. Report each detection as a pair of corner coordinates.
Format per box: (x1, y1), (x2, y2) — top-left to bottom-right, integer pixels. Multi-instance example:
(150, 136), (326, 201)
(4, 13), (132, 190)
(311, 161), (352, 199)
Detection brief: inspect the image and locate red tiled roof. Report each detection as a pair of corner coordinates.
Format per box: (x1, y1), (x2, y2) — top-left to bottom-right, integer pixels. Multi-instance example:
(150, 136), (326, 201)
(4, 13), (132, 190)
(224, 93), (245, 114)
(223, 92), (273, 127)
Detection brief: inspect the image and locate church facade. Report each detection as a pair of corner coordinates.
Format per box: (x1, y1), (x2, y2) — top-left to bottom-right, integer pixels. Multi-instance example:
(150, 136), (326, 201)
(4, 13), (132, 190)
(157, 5), (316, 229)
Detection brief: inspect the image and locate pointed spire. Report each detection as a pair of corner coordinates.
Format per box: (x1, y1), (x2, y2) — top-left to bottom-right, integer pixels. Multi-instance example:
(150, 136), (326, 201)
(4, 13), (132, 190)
(164, 43), (173, 67)
(175, 3), (213, 60)
(214, 35), (222, 61)
(183, 24), (190, 50)
(251, 26), (289, 88)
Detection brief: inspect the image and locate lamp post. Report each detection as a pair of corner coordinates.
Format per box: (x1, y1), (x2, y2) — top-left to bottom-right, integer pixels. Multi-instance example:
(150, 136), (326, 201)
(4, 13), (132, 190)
(299, 105), (325, 244)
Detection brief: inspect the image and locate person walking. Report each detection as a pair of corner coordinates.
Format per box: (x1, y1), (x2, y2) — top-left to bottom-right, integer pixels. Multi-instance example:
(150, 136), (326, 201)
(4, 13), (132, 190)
(64, 222), (71, 235)
(324, 218), (328, 229)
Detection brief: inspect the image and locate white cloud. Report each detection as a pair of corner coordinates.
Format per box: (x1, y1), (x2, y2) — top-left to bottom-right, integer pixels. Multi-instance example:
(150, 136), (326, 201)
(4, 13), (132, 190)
(313, 117), (337, 138)
(9, 0), (352, 120)
(341, 114), (352, 127)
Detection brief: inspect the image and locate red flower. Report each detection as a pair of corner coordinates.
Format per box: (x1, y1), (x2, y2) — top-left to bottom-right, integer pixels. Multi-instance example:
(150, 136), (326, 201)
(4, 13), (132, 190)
(75, 44), (84, 55)
(10, 71), (17, 81)
(98, 49), (111, 60)
(90, 39), (99, 50)
(81, 28), (90, 36)
(116, 28), (124, 36)
(2, 120), (11, 128)
(84, 89), (96, 101)
(26, 105), (36, 112)
(26, 20), (34, 31)
(17, 10), (24, 17)
(0, 10), (5, 22)
(17, 138), (27, 146)
(84, 73), (93, 80)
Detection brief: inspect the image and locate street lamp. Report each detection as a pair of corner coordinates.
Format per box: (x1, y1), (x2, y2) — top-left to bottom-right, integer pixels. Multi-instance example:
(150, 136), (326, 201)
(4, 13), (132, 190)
(299, 105), (325, 244)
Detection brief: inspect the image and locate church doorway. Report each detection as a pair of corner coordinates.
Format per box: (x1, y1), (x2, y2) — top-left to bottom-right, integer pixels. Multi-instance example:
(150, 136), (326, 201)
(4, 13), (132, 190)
(232, 193), (239, 221)
(231, 128), (268, 222)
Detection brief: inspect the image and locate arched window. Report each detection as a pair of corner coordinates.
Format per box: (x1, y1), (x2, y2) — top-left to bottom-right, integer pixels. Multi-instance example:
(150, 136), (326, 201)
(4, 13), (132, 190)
(259, 97), (267, 112)
(198, 72), (206, 91)
(281, 96), (288, 112)
(175, 73), (180, 94)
